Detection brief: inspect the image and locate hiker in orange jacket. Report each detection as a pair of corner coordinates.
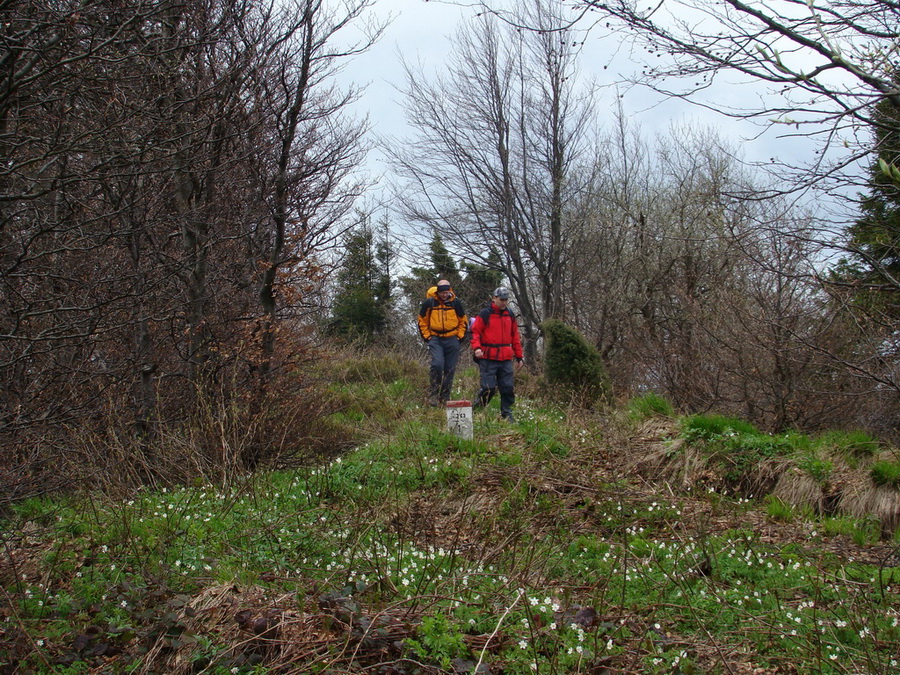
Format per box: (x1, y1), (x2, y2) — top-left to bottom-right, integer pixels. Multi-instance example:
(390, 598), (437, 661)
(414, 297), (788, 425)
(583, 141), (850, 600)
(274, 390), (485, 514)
(469, 286), (524, 422)
(417, 279), (468, 406)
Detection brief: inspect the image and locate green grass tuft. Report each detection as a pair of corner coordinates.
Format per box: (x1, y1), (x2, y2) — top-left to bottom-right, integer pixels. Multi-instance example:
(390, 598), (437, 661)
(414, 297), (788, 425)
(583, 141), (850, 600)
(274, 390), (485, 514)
(765, 495), (794, 522)
(626, 392), (674, 421)
(814, 429), (881, 460)
(681, 413), (761, 440)
(870, 459), (900, 488)
(796, 454), (834, 484)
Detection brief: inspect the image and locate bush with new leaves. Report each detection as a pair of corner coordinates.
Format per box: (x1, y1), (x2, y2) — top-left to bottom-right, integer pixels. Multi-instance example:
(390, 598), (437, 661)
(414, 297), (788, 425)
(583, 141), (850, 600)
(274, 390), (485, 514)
(540, 319), (611, 406)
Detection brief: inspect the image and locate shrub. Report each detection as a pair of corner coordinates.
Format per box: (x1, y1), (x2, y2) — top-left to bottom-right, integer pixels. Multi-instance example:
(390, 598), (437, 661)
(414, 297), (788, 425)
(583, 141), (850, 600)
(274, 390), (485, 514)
(540, 319), (610, 406)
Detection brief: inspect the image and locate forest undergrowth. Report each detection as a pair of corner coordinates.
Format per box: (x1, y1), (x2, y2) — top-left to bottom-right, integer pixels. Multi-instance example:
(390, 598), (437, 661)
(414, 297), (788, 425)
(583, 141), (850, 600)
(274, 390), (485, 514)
(1, 350), (899, 675)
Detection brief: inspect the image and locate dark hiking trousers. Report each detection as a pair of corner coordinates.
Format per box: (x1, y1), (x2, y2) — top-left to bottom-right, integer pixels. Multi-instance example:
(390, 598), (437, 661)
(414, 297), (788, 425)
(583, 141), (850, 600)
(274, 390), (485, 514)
(474, 359), (515, 418)
(428, 336), (461, 402)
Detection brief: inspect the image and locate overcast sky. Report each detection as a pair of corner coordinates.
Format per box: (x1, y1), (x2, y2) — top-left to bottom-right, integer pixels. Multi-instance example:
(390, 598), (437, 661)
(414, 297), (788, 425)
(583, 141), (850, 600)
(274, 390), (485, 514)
(331, 0), (846, 254)
(335, 1), (466, 184)
(340, 0), (824, 175)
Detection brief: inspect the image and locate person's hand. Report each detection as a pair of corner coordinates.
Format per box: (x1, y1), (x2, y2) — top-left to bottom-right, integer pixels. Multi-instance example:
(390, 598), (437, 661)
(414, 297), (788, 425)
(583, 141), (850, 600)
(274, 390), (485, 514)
(515, 357), (524, 370)
(474, 348), (483, 358)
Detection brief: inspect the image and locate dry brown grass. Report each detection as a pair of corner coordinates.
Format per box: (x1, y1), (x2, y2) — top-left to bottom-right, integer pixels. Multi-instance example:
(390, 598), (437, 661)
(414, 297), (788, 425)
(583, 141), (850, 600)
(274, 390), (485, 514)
(839, 457), (900, 535)
(771, 469), (825, 514)
(618, 416), (900, 534)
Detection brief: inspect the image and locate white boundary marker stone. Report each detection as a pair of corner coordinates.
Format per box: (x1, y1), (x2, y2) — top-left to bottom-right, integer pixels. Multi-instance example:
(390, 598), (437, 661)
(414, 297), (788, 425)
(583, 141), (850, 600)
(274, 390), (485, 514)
(445, 400), (473, 440)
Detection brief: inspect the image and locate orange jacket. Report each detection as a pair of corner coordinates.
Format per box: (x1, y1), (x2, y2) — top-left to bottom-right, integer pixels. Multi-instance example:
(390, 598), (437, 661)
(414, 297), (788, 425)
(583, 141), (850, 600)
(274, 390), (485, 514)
(417, 286), (467, 340)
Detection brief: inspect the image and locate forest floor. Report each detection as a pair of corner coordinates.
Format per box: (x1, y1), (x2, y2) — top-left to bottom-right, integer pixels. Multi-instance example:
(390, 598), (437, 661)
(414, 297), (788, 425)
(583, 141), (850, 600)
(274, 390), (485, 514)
(1, 355), (899, 674)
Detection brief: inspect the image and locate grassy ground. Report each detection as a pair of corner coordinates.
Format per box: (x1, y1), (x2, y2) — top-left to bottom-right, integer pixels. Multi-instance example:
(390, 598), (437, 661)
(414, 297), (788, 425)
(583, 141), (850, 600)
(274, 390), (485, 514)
(1, 351), (899, 674)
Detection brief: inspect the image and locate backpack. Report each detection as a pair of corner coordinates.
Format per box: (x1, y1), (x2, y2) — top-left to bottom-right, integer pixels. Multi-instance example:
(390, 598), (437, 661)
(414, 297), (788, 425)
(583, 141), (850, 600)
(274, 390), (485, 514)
(477, 303), (515, 328)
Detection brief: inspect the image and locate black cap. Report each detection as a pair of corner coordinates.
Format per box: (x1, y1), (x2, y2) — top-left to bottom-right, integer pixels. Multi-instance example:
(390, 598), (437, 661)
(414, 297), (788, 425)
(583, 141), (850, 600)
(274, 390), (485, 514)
(492, 286), (510, 300)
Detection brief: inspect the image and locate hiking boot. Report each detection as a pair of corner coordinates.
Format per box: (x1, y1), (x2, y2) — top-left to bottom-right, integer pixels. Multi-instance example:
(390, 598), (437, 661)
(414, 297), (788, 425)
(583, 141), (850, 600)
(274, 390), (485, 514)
(427, 395), (440, 407)
(502, 412), (515, 423)
(473, 390), (493, 410)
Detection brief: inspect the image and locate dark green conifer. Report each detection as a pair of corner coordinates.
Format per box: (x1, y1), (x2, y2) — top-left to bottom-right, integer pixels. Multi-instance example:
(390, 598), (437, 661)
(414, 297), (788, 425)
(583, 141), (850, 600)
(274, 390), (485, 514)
(330, 218), (392, 343)
(834, 83), (900, 318)
(540, 318), (611, 406)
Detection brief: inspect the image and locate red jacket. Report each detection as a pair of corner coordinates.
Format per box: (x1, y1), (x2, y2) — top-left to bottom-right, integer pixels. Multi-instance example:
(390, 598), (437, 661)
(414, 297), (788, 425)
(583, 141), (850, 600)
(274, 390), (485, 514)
(470, 305), (523, 361)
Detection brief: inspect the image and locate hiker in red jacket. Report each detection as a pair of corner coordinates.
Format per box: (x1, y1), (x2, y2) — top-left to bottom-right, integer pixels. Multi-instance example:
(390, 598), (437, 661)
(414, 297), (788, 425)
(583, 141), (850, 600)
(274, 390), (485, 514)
(470, 286), (524, 422)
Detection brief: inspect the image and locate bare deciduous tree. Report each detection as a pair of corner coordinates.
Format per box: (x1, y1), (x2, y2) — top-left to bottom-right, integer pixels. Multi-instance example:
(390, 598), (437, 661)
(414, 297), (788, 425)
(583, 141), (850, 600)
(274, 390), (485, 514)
(389, 0), (596, 355)
(249, 0), (377, 385)
(0, 0), (377, 484)
(449, 0), (900, 427)
(561, 111), (877, 430)
(466, 0), (899, 189)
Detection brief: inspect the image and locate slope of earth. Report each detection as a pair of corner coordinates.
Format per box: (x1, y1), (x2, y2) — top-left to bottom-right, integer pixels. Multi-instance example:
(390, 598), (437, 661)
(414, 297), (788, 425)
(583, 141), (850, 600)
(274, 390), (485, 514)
(1, 358), (899, 675)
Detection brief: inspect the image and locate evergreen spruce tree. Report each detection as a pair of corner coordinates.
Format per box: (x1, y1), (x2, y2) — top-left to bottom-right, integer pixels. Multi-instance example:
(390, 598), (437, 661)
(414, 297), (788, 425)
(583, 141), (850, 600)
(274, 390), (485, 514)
(426, 234), (462, 289)
(399, 234), (504, 331)
(330, 216), (391, 343)
(399, 233), (462, 310)
(838, 87), (900, 316)
(374, 213), (395, 310)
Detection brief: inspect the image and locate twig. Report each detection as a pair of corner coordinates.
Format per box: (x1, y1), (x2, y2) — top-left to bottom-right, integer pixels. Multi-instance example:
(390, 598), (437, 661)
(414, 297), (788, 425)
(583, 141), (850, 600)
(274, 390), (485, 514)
(475, 588), (523, 674)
